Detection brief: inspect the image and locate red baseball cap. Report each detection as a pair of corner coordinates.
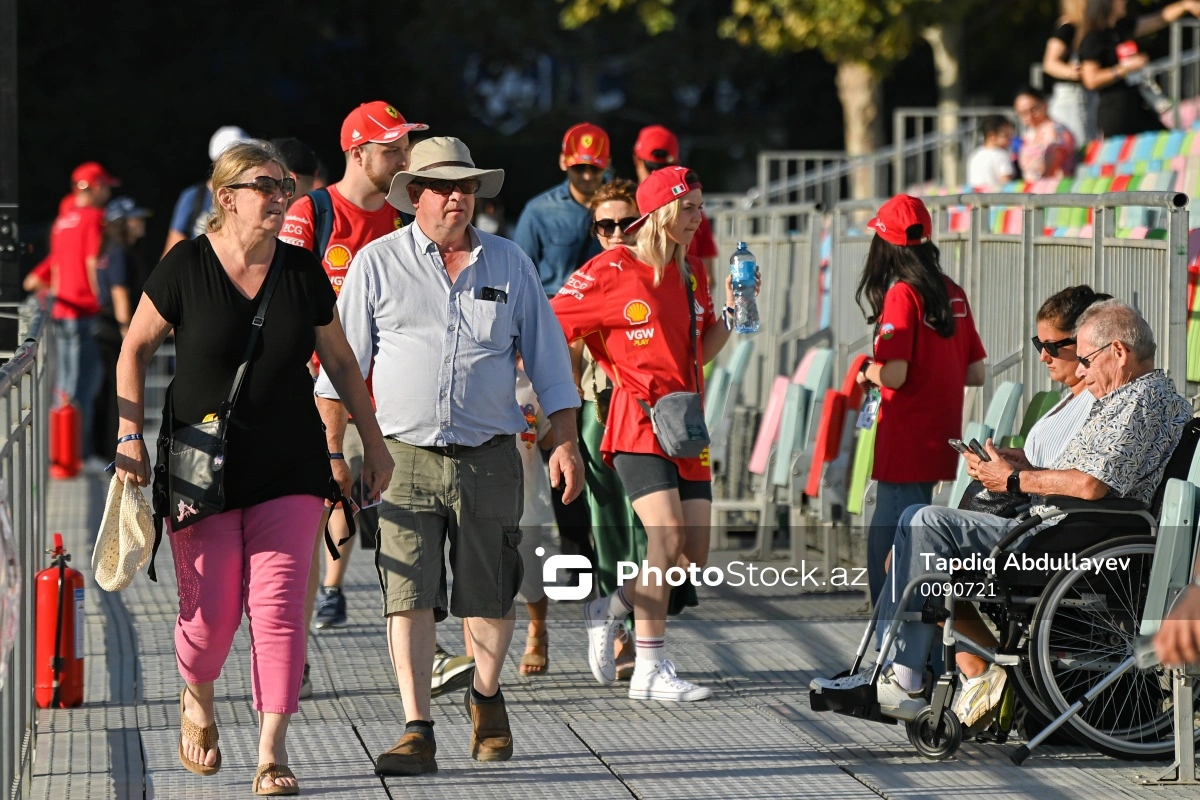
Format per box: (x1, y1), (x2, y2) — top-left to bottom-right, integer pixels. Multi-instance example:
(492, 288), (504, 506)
(71, 162), (120, 190)
(626, 165), (702, 234)
(340, 101), (428, 151)
(562, 122), (610, 170)
(867, 194), (932, 246)
(634, 125), (679, 166)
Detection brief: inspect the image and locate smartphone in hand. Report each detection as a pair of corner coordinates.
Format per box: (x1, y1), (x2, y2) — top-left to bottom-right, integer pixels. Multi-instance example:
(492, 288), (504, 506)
(949, 439), (971, 455)
(968, 439), (992, 462)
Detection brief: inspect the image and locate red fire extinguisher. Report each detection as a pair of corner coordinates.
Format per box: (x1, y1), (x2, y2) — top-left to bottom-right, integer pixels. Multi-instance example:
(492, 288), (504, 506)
(49, 403), (81, 479)
(35, 533), (84, 708)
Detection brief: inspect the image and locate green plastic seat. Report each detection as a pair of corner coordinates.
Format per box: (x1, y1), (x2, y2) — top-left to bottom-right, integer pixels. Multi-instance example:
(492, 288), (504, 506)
(704, 366), (731, 430)
(770, 384), (810, 489)
(847, 418), (877, 517)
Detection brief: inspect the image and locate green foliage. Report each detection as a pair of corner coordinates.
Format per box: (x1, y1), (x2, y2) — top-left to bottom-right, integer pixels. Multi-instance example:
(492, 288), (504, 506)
(558, 0), (677, 35)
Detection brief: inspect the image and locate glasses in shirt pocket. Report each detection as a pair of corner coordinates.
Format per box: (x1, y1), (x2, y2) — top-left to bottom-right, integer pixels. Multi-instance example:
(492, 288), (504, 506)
(463, 295), (511, 349)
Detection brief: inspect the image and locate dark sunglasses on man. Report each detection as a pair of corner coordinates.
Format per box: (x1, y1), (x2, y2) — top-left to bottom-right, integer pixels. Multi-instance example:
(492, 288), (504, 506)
(1077, 342), (1114, 368)
(1030, 335), (1076, 359)
(412, 178), (482, 196)
(593, 217), (639, 236)
(226, 176), (296, 199)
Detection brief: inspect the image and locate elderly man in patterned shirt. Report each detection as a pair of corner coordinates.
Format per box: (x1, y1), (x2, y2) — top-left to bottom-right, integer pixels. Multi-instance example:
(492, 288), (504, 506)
(812, 299), (1192, 724)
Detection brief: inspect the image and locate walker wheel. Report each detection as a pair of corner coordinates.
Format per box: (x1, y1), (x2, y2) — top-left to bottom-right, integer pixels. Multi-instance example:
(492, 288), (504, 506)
(905, 706), (963, 761)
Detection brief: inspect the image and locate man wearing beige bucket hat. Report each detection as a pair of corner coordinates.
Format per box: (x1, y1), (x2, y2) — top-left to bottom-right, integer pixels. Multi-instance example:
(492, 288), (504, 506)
(315, 136), (583, 775)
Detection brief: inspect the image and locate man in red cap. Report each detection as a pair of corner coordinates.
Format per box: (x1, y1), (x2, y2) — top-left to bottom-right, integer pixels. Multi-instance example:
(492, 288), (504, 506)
(513, 122), (610, 585)
(514, 122), (610, 296)
(632, 125), (719, 288)
(43, 162), (119, 463)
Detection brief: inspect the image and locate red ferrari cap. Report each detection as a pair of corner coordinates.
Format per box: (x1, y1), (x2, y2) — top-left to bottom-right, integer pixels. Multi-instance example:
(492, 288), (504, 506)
(561, 122), (611, 170)
(626, 165), (701, 234)
(71, 162), (120, 189)
(340, 101), (428, 151)
(633, 125), (679, 166)
(867, 194), (933, 246)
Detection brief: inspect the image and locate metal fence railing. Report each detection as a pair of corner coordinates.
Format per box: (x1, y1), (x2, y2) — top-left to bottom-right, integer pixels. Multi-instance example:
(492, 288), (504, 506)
(751, 107), (1017, 208)
(829, 192), (1190, 421)
(709, 204), (826, 412)
(0, 298), (51, 800)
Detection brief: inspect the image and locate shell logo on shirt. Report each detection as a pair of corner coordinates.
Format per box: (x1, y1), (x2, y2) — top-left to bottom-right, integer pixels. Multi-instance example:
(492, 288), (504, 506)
(624, 300), (651, 326)
(325, 245), (352, 270)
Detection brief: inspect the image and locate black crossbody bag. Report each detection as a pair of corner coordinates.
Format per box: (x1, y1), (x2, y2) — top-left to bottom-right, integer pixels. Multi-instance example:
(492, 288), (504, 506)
(633, 270), (710, 458)
(147, 247), (353, 580)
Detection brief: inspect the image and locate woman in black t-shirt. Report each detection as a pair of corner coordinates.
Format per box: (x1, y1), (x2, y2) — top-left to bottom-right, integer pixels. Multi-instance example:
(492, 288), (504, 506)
(1043, 0), (1097, 143)
(115, 142), (392, 795)
(1080, 0), (1200, 137)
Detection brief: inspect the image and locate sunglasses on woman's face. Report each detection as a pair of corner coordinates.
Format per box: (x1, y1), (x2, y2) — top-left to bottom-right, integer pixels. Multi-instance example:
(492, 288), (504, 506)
(413, 178), (482, 196)
(226, 176), (296, 198)
(593, 217), (639, 236)
(1030, 335), (1076, 358)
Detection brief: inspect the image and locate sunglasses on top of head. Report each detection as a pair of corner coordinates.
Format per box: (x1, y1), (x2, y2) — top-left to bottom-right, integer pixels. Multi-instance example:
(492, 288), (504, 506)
(593, 217), (640, 236)
(1030, 335), (1076, 358)
(412, 178), (482, 196)
(225, 176), (296, 198)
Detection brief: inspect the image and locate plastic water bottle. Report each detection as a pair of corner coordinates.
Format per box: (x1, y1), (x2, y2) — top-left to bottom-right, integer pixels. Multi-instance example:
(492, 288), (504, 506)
(729, 242), (760, 334)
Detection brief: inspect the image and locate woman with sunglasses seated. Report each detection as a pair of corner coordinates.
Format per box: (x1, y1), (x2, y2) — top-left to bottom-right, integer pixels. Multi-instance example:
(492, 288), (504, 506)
(964, 285), (1111, 486)
(116, 141), (391, 795)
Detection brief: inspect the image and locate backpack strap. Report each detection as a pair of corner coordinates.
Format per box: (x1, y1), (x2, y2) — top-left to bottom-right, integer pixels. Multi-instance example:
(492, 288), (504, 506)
(308, 188), (335, 258)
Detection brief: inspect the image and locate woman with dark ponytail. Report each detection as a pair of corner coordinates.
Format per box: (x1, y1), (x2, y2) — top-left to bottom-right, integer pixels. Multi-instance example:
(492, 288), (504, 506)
(855, 195), (987, 603)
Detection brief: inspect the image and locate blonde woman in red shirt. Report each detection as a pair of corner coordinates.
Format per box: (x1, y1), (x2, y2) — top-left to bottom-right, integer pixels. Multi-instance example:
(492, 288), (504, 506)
(553, 167), (756, 702)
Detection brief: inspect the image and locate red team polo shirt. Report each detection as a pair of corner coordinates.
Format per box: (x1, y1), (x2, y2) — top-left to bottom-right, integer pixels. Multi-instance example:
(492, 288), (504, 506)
(280, 184), (404, 376)
(871, 277), (986, 484)
(47, 204), (104, 320)
(552, 247), (718, 481)
(279, 184), (404, 294)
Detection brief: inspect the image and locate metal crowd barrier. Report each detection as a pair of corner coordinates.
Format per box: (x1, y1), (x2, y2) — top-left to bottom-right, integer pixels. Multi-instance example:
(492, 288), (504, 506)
(829, 191), (1190, 418)
(0, 299), (50, 800)
(708, 203), (825, 411)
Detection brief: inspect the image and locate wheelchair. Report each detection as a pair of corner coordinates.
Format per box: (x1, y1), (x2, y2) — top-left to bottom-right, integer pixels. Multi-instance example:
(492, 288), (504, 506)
(810, 418), (1200, 762)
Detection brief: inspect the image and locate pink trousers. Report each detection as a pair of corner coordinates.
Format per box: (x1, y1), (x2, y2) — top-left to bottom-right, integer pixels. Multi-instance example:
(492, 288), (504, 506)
(169, 494), (323, 714)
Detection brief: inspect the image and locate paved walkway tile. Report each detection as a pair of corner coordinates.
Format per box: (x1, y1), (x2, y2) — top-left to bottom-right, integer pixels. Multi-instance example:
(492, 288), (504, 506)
(27, 474), (1200, 799)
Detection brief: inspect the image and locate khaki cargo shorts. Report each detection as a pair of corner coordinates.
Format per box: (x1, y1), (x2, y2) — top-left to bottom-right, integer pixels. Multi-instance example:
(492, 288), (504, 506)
(375, 435), (524, 621)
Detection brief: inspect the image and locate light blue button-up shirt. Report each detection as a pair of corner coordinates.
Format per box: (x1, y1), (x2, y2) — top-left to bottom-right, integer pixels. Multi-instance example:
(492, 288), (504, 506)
(314, 221), (580, 447)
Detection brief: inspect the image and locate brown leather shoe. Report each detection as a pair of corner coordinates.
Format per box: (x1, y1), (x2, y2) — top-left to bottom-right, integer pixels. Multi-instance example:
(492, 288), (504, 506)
(374, 731), (437, 775)
(465, 690), (514, 761)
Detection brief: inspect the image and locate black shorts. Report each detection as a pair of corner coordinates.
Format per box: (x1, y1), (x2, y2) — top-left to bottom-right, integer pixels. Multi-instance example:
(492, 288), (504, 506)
(612, 453), (713, 503)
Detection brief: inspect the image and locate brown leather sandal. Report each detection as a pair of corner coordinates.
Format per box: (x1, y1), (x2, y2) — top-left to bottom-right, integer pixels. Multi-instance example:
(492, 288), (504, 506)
(252, 763), (300, 796)
(178, 687), (221, 776)
(518, 633), (548, 676)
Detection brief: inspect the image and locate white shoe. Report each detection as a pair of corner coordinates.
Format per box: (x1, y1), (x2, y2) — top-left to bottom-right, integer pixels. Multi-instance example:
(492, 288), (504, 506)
(875, 666), (927, 721)
(583, 595), (624, 685)
(628, 659), (712, 702)
(953, 664), (1007, 727)
(809, 663), (876, 692)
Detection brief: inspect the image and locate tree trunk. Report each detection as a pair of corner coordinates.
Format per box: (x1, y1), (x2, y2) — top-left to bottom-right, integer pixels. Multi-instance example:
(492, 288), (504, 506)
(923, 21), (965, 186)
(835, 60), (883, 199)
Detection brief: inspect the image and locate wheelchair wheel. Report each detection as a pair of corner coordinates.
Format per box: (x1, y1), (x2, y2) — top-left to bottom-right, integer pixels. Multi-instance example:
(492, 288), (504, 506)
(1029, 536), (1194, 760)
(905, 705), (963, 760)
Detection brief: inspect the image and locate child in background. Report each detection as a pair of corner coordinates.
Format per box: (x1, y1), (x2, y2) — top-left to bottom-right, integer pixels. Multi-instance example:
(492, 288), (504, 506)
(966, 115), (1016, 191)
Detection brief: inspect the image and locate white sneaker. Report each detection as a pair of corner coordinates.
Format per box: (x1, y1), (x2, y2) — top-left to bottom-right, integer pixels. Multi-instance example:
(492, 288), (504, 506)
(875, 666), (927, 721)
(628, 659), (712, 702)
(953, 664), (1007, 727)
(583, 595), (624, 685)
(809, 663), (876, 692)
